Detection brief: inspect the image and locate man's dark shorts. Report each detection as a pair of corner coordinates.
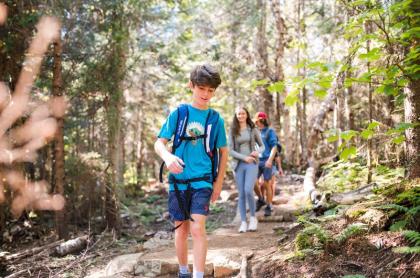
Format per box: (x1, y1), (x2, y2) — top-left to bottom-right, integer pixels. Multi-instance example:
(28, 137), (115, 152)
(258, 160), (273, 181)
(168, 188), (213, 221)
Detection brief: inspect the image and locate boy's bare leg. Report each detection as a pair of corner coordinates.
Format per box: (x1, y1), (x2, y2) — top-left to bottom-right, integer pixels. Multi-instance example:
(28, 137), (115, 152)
(175, 220), (190, 266)
(190, 214), (208, 272)
(254, 181), (263, 199)
(263, 180), (273, 205)
(270, 176), (276, 198)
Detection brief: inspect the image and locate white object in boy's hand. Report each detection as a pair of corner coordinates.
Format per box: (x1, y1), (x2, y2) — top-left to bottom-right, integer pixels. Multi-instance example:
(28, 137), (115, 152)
(163, 153), (185, 174)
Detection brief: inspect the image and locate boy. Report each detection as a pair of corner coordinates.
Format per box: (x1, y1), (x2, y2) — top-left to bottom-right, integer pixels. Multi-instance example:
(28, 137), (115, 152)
(154, 64), (228, 278)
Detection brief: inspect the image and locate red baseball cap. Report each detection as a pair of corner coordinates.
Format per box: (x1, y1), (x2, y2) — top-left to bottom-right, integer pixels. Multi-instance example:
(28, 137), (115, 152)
(254, 111), (268, 121)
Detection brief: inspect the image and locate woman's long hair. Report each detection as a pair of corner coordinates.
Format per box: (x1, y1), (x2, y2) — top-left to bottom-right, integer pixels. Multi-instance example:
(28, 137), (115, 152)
(231, 106), (255, 136)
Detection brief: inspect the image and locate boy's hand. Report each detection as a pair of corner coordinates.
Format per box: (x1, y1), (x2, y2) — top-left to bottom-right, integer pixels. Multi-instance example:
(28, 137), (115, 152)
(265, 160), (273, 168)
(211, 180), (223, 203)
(278, 168), (284, 176)
(163, 153), (185, 174)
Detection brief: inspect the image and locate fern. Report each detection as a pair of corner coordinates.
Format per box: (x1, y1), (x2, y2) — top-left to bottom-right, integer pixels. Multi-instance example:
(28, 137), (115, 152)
(375, 204), (409, 213)
(295, 225), (330, 251)
(407, 205), (420, 217)
(389, 220), (408, 232)
(336, 223), (368, 244)
(403, 230), (420, 246)
(392, 246), (420, 254)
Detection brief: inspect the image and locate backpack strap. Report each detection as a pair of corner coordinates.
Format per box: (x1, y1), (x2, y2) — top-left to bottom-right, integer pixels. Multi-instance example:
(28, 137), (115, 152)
(173, 104), (189, 150)
(204, 109), (220, 180)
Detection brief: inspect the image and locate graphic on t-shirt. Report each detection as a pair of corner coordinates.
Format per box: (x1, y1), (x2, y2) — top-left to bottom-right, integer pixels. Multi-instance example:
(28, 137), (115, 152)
(186, 121), (204, 145)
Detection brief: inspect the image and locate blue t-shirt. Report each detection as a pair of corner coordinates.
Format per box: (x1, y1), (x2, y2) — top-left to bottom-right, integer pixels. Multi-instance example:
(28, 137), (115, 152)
(158, 104), (227, 191)
(260, 127), (277, 161)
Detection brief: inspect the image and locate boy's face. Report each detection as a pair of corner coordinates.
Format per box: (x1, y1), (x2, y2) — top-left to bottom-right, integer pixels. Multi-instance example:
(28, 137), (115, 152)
(189, 81), (216, 109)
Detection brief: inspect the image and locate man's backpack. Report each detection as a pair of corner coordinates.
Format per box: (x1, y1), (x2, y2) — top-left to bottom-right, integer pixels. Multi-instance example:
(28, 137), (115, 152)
(276, 138), (282, 156)
(159, 104), (221, 183)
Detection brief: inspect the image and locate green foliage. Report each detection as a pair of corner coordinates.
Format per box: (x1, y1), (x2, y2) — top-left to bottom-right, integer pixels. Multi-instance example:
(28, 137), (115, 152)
(336, 223), (368, 244)
(402, 230), (420, 246)
(394, 186), (420, 206)
(389, 220), (408, 232)
(317, 160), (404, 193)
(375, 186), (420, 231)
(295, 225), (330, 251)
(392, 246), (420, 254)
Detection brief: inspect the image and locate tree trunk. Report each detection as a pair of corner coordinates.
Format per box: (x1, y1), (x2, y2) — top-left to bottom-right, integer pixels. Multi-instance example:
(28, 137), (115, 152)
(269, 0), (287, 131)
(305, 69), (347, 202)
(255, 0), (272, 114)
(52, 36), (68, 239)
(345, 68), (355, 131)
(404, 79), (420, 179)
(104, 9), (129, 233)
(365, 22), (374, 184)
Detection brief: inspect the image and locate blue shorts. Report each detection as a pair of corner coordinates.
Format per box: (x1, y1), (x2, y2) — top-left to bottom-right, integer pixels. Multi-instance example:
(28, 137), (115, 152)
(258, 160), (273, 181)
(168, 188), (213, 221)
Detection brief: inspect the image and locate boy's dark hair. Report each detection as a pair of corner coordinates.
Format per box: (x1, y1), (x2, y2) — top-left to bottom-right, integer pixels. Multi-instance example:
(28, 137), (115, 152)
(190, 64), (221, 89)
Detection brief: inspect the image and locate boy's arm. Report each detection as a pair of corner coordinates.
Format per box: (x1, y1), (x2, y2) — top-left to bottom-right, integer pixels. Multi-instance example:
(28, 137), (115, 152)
(211, 146), (228, 203)
(154, 138), (184, 174)
(265, 130), (277, 168)
(265, 145), (277, 168)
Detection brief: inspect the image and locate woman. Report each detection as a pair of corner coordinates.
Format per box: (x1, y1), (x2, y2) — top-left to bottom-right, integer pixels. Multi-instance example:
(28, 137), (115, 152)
(229, 107), (265, 232)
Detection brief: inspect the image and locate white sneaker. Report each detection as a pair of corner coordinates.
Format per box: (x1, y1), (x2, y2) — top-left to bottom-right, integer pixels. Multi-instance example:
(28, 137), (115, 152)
(238, 221), (247, 233)
(248, 217), (258, 232)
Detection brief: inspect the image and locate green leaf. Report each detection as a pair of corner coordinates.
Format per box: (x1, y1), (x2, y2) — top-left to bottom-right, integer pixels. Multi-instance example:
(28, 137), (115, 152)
(340, 146), (357, 160)
(358, 72), (372, 82)
(367, 121), (380, 130)
(285, 90), (299, 106)
(327, 135), (339, 143)
(314, 90), (328, 99)
(361, 129), (374, 139)
(341, 130), (359, 142)
(344, 78), (353, 88)
(267, 81), (285, 93)
(392, 135), (405, 144)
(401, 27), (420, 39)
(389, 220), (408, 232)
(359, 47), (382, 62)
(318, 76), (333, 89)
(251, 79), (269, 90)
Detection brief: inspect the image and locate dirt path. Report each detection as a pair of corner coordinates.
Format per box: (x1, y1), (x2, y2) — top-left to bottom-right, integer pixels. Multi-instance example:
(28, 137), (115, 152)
(86, 176), (305, 278)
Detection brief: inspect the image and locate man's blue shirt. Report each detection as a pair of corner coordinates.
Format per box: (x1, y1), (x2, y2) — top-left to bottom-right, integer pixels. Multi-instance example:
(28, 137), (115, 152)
(158, 104), (227, 191)
(260, 127), (277, 161)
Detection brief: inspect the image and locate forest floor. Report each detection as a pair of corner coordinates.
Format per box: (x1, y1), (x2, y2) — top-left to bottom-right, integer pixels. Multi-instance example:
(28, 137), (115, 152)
(1, 175), (419, 277)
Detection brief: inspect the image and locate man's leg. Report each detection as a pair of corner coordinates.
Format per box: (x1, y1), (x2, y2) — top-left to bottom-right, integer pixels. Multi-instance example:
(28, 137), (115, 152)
(255, 164), (266, 211)
(262, 166), (273, 216)
(174, 220), (190, 267)
(190, 214), (207, 275)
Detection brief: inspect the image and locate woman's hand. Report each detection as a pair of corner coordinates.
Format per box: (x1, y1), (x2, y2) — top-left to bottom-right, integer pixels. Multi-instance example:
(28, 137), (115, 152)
(244, 156), (256, 163)
(250, 151), (259, 158)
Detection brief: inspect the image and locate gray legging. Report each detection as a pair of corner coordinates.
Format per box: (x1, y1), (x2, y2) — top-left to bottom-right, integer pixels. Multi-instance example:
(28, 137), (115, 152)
(234, 161), (258, 222)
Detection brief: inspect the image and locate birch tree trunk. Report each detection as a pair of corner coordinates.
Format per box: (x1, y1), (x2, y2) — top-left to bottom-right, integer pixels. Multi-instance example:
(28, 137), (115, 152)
(52, 36), (68, 239)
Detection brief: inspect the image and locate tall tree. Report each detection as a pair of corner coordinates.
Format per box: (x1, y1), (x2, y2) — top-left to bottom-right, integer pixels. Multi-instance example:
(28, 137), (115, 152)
(52, 35), (68, 239)
(255, 0), (273, 114)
